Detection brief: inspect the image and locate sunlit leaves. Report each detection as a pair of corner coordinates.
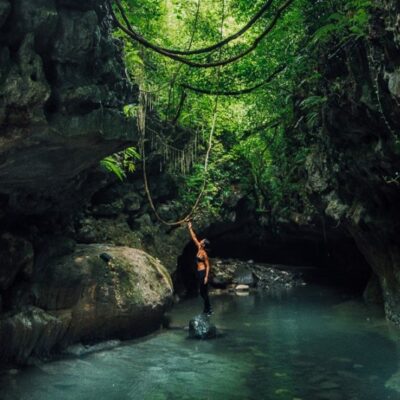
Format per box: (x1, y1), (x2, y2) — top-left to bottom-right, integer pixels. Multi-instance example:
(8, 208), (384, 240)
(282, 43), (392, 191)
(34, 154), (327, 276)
(111, 0), (374, 218)
(101, 147), (141, 181)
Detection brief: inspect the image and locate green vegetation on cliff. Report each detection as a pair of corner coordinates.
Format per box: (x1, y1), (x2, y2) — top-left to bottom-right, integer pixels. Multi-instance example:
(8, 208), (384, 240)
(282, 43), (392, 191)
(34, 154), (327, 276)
(108, 0), (378, 221)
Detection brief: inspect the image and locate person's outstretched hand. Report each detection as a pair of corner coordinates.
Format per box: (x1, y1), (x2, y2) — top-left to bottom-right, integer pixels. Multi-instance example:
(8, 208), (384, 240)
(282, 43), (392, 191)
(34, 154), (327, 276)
(188, 221), (192, 229)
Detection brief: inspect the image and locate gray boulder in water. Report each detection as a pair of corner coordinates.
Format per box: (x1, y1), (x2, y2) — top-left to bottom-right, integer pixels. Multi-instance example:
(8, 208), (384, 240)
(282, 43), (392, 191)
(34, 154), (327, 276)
(188, 314), (217, 339)
(233, 268), (257, 287)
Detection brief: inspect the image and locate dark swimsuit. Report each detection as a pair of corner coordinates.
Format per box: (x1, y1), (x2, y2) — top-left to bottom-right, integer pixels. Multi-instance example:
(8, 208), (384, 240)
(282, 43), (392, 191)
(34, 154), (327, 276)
(196, 252), (211, 314)
(196, 255), (205, 263)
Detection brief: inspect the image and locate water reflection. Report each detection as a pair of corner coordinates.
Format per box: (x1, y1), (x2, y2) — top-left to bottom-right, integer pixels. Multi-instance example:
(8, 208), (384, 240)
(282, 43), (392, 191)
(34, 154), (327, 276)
(1, 285), (399, 400)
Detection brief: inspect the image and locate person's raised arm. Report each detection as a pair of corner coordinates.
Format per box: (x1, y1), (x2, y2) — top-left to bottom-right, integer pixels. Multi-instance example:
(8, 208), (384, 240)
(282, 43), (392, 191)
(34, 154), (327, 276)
(187, 221), (200, 248)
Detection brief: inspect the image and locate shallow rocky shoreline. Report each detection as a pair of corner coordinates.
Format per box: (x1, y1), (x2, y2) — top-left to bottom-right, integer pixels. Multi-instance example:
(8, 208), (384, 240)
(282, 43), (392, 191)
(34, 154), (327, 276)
(210, 258), (306, 293)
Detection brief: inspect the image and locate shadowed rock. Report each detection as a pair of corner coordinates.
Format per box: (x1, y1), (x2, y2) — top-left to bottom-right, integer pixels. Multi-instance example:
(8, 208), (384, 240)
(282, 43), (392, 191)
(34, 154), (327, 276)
(0, 0), (137, 215)
(0, 245), (173, 364)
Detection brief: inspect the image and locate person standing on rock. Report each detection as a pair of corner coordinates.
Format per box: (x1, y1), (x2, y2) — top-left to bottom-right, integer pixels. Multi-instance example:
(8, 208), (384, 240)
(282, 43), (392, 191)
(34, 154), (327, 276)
(187, 221), (212, 315)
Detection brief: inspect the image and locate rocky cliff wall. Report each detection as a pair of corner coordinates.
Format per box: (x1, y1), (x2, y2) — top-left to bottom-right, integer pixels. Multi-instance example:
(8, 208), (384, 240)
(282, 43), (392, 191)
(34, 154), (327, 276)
(0, 0), (176, 366)
(0, 0), (137, 215)
(301, 0), (400, 323)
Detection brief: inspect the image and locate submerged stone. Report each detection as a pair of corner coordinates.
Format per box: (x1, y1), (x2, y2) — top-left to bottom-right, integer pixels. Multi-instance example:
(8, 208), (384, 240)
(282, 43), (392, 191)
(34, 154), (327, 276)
(235, 284), (250, 291)
(188, 314), (217, 339)
(233, 268), (257, 287)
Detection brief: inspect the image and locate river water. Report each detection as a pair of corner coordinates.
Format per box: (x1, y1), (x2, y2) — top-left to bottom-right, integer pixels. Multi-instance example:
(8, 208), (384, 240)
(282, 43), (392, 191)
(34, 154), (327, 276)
(1, 285), (399, 400)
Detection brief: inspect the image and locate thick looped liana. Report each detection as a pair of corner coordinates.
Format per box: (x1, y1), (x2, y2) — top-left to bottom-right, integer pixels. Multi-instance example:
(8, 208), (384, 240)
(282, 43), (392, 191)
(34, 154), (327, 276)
(139, 0), (225, 226)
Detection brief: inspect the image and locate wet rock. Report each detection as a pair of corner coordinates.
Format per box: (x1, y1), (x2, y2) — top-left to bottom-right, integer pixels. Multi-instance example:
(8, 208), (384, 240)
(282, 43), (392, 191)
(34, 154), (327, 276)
(210, 276), (228, 289)
(252, 264), (304, 291)
(0, 306), (66, 364)
(233, 268), (257, 287)
(63, 340), (121, 356)
(2, 245), (173, 363)
(188, 314), (217, 339)
(0, 233), (34, 290)
(235, 284), (250, 291)
(210, 258), (304, 292)
(210, 259), (238, 287)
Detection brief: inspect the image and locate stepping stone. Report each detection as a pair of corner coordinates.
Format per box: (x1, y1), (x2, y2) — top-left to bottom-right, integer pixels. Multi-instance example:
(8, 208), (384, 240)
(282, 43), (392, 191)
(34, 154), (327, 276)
(188, 314), (217, 339)
(235, 284), (250, 291)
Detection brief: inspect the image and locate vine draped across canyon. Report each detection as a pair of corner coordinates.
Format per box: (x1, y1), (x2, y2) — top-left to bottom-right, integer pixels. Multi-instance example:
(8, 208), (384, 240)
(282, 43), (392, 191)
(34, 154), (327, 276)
(105, 0), (382, 224)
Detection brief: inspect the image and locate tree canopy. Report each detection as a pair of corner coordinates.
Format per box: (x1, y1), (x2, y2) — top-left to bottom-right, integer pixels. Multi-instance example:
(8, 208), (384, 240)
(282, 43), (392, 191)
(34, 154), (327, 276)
(104, 0), (373, 220)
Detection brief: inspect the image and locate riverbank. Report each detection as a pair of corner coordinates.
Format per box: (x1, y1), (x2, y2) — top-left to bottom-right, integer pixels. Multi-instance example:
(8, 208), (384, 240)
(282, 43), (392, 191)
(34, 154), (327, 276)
(1, 283), (398, 400)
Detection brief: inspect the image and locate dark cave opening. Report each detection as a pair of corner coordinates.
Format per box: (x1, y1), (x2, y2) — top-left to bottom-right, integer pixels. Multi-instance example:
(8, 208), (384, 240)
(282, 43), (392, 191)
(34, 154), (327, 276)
(175, 221), (372, 299)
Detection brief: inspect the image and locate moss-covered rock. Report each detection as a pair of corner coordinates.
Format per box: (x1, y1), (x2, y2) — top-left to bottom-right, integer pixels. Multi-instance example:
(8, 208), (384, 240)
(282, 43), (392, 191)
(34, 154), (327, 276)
(1, 244), (173, 364)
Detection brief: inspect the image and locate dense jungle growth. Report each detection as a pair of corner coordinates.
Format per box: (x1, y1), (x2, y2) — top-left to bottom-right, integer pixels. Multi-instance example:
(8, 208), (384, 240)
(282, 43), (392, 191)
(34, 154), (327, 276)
(0, 0), (399, 378)
(108, 0), (379, 221)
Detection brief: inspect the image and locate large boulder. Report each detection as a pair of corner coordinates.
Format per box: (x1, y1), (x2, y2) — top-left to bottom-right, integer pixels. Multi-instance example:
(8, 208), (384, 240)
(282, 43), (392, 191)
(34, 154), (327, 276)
(1, 244), (173, 364)
(233, 266), (258, 288)
(210, 259), (259, 288)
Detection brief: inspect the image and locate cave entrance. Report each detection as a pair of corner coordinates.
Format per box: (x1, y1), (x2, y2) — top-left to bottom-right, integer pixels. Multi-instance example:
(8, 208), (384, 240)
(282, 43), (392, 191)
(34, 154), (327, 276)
(175, 220), (372, 298)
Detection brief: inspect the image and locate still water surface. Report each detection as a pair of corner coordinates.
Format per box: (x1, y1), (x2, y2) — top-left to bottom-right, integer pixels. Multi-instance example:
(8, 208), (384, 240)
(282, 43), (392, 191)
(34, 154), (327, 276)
(1, 285), (399, 400)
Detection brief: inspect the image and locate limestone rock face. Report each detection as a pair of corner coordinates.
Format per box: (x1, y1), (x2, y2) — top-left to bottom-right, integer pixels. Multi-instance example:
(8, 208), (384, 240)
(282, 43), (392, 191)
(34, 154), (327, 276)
(0, 244), (173, 364)
(76, 178), (190, 273)
(0, 0), (137, 214)
(297, 0), (400, 324)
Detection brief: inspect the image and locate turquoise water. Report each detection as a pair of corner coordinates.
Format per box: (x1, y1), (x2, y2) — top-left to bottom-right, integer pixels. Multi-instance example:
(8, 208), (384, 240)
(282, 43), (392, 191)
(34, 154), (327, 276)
(1, 285), (400, 400)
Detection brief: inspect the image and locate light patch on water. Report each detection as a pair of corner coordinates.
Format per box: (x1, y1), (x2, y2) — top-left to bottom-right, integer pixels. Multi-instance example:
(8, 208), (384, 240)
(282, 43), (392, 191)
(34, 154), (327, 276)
(1, 286), (400, 400)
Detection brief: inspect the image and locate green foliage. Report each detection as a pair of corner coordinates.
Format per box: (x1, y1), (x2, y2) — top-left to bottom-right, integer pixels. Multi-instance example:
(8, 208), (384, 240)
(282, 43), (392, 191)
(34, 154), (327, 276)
(123, 104), (139, 119)
(311, 0), (372, 44)
(111, 0), (373, 221)
(101, 156), (126, 181)
(299, 95), (327, 129)
(101, 147), (141, 181)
